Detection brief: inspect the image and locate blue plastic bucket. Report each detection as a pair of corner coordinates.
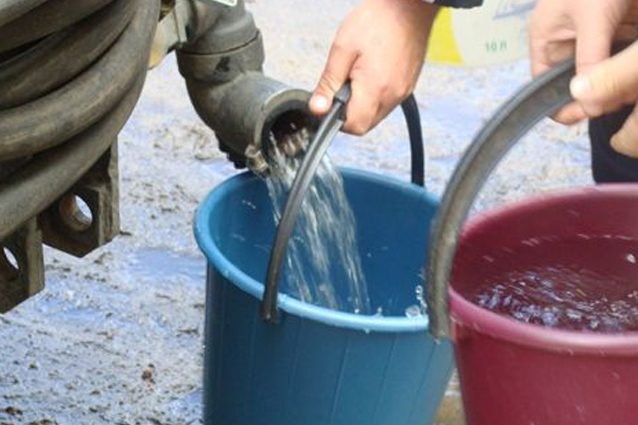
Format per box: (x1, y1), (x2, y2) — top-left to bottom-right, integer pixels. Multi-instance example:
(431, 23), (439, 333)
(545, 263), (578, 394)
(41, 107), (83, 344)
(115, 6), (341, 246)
(194, 168), (453, 425)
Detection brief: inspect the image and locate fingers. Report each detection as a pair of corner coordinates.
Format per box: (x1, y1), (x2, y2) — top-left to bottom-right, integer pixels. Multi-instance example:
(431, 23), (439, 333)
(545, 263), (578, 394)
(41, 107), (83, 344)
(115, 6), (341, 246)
(528, 2), (586, 124)
(342, 79), (381, 135)
(559, 9), (619, 124)
(529, 32), (574, 78)
(528, 0), (570, 78)
(573, 12), (615, 76)
(551, 103), (589, 125)
(568, 40), (638, 157)
(528, 0), (629, 125)
(310, 41), (357, 117)
(528, 36), (586, 124)
(611, 103), (638, 157)
(310, 45), (410, 136)
(570, 41), (638, 117)
(310, 50), (384, 136)
(568, 2), (637, 121)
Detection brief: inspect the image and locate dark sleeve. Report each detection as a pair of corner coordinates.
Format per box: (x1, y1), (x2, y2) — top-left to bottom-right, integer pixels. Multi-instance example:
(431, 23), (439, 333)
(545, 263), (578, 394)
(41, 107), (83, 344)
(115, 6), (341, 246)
(432, 0), (483, 8)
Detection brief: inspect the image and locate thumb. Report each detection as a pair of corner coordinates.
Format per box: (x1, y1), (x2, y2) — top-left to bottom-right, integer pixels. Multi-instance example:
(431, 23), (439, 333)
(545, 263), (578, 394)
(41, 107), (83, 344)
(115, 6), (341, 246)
(310, 44), (357, 116)
(570, 41), (638, 117)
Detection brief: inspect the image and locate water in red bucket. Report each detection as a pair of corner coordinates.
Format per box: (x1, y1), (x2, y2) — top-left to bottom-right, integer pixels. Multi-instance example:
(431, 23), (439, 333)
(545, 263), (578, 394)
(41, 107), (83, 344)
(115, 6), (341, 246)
(461, 235), (638, 333)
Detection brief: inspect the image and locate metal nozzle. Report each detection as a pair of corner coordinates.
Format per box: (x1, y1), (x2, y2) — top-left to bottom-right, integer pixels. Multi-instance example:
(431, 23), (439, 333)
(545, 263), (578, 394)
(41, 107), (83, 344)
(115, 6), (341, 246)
(248, 91), (319, 176)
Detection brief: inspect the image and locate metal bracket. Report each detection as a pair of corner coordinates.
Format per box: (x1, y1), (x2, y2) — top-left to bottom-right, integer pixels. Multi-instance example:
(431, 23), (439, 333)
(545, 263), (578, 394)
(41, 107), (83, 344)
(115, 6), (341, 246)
(39, 142), (120, 258)
(150, 0), (195, 68)
(0, 219), (45, 314)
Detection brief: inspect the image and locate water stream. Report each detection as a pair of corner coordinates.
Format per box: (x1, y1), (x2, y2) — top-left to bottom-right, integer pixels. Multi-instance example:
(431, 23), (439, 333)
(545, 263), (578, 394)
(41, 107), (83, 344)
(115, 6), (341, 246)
(263, 130), (372, 314)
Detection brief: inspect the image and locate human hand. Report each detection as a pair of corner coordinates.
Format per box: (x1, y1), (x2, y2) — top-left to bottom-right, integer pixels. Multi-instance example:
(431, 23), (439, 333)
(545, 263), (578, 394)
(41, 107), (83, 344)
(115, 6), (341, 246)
(529, 0), (638, 124)
(571, 41), (638, 157)
(309, 0), (438, 135)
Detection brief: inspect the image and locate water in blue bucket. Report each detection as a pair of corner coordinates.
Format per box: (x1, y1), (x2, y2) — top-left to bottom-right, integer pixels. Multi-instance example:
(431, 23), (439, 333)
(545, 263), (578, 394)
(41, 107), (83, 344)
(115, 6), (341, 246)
(194, 168), (453, 425)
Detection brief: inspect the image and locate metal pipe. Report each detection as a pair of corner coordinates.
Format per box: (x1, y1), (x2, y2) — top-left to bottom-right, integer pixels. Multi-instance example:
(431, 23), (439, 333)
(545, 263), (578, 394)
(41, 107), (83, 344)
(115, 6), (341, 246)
(177, 0), (318, 173)
(186, 73), (317, 171)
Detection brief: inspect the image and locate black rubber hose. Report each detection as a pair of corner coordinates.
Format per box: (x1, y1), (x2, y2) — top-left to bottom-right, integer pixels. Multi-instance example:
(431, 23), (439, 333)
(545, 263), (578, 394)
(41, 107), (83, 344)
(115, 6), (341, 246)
(261, 84), (352, 323)
(426, 59), (575, 339)
(0, 0), (49, 28)
(0, 31), (67, 89)
(401, 95), (425, 186)
(0, 75), (147, 242)
(0, 0), (159, 248)
(0, 0), (152, 161)
(0, 0), (117, 54)
(261, 89), (426, 323)
(0, 0), (135, 109)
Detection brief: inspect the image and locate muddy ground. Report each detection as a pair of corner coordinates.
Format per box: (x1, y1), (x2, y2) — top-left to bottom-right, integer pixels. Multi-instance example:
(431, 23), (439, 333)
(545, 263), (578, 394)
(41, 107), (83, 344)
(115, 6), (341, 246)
(0, 1), (592, 424)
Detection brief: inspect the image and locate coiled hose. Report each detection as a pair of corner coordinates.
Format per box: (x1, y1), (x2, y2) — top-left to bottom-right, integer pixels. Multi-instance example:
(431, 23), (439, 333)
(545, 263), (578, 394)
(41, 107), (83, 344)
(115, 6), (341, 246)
(0, 0), (160, 242)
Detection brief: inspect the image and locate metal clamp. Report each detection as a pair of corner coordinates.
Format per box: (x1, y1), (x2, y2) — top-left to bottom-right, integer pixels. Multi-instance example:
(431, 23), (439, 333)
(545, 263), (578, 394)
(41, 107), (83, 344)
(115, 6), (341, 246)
(150, 0), (195, 68)
(39, 142), (120, 258)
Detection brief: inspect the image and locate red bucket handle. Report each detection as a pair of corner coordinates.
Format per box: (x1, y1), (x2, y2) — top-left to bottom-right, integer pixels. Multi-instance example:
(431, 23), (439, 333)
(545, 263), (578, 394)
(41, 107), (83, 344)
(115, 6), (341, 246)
(426, 59), (576, 339)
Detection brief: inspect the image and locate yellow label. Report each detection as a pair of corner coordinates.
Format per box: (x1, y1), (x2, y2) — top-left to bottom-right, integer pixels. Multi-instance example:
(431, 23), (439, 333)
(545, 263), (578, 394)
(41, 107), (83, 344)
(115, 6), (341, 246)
(427, 8), (464, 65)
(427, 0), (535, 67)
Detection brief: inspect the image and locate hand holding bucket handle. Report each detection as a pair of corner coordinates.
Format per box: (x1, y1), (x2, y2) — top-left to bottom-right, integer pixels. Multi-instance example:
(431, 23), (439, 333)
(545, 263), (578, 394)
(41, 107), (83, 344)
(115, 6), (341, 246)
(426, 59), (576, 339)
(261, 83), (426, 323)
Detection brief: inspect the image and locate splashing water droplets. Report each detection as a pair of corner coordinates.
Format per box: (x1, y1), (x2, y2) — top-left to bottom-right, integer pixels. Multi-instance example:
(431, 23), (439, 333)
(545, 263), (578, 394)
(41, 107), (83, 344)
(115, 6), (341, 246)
(405, 305), (423, 318)
(466, 236), (638, 333)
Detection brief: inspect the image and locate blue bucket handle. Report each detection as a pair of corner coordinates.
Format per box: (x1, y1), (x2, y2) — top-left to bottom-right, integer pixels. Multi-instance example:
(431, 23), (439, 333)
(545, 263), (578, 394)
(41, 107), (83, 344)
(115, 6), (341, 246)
(261, 84), (426, 323)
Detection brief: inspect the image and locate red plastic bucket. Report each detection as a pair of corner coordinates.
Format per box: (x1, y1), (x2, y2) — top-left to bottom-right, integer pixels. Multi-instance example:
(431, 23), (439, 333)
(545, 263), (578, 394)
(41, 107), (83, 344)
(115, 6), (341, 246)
(449, 185), (638, 425)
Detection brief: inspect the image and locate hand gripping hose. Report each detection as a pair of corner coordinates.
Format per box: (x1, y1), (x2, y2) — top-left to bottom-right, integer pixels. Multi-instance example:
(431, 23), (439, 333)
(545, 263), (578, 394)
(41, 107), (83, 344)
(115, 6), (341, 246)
(261, 85), (425, 323)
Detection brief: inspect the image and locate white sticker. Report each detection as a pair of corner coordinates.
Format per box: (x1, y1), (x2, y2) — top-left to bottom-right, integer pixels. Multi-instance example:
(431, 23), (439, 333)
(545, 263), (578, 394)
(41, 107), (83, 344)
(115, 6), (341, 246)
(199, 0), (238, 6)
